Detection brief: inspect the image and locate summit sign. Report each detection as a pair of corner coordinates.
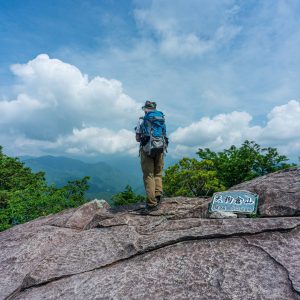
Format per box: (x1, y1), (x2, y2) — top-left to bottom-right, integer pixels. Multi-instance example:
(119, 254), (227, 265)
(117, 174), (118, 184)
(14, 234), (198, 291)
(209, 190), (259, 214)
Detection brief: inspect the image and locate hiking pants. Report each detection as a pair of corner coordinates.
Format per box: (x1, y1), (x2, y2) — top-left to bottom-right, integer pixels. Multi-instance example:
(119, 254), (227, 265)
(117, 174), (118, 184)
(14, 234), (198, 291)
(140, 150), (164, 207)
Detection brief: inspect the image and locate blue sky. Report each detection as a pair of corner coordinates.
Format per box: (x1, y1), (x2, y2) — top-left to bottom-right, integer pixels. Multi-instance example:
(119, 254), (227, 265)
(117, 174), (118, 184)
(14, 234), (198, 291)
(0, 0), (300, 161)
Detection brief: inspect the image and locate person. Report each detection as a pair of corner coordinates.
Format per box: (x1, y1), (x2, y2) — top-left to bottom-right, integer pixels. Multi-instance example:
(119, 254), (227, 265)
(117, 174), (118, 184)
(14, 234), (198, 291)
(135, 100), (168, 214)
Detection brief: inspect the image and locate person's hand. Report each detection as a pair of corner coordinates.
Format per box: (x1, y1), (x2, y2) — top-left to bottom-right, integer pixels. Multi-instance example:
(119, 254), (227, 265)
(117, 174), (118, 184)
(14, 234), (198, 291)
(136, 133), (141, 142)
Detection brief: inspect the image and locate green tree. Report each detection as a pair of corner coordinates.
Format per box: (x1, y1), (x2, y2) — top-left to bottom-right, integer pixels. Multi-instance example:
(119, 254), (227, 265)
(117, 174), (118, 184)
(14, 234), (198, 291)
(0, 146), (45, 193)
(197, 140), (295, 188)
(111, 185), (145, 206)
(0, 146), (90, 231)
(163, 158), (225, 197)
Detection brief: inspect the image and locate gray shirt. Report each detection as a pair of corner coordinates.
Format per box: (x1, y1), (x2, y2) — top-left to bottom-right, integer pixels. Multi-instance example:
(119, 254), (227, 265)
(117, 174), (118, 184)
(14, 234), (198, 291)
(135, 117), (144, 134)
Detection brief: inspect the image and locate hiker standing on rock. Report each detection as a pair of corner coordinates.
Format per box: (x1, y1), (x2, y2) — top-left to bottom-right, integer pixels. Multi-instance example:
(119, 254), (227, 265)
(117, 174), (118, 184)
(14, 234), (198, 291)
(135, 101), (168, 214)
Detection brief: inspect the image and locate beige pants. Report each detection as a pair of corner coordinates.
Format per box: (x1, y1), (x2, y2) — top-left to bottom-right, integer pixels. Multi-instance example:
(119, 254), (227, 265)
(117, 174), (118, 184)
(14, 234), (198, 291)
(140, 150), (164, 207)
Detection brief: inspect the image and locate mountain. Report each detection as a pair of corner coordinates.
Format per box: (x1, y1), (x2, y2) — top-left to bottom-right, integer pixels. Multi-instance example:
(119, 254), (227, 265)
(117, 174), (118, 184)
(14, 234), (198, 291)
(106, 154), (178, 172)
(22, 156), (144, 202)
(1, 168), (300, 299)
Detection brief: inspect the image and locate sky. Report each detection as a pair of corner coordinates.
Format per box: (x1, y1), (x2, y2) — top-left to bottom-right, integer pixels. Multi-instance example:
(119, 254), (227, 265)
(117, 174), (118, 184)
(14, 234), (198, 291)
(0, 0), (300, 161)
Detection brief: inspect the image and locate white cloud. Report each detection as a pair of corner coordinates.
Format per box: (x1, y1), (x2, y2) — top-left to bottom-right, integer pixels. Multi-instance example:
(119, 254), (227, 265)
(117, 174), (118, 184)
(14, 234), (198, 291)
(159, 33), (214, 57)
(170, 100), (300, 158)
(0, 54), (142, 155)
(1, 53), (299, 160)
(0, 94), (45, 124)
(2, 1), (300, 161)
(59, 127), (137, 155)
(58, 0), (300, 127)
(262, 100), (300, 140)
(4, 54), (140, 135)
(134, 0), (241, 57)
(0, 126), (139, 158)
(170, 110), (261, 150)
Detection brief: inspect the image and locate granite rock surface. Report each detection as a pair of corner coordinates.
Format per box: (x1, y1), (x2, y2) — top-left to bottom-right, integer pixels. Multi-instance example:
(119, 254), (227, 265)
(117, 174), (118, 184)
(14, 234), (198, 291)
(230, 167), (300, 217)
(0, 169), (300, 300)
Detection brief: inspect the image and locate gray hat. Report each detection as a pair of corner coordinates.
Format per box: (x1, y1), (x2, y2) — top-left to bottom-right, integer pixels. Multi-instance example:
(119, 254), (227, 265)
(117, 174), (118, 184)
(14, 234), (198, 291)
(142, 100), (157, 110)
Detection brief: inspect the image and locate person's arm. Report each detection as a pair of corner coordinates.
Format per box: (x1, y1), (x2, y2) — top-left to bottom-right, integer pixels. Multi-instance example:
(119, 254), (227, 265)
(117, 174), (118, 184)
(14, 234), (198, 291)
(135, 118), (143, 142)
(136, 133), (141, 142)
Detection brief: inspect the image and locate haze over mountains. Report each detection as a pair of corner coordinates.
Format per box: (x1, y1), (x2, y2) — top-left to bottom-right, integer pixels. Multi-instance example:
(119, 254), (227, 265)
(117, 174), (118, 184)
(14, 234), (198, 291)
(21, 154), (178, 202)
(22, 156), (144, 202)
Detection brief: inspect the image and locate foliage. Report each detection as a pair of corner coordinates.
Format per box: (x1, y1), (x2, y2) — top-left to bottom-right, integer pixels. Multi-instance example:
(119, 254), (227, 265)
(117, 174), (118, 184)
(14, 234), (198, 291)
(111, 185), (145, 206)
(0, 146), (90, 231)
(197, 140), (296, 188)
(0, 145), (45, 193)
(163, 158), (225, 197)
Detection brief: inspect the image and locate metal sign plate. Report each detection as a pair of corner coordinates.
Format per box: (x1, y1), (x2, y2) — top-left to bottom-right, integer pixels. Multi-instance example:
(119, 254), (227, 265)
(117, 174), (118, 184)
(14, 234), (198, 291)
(209, 190), (259, 214)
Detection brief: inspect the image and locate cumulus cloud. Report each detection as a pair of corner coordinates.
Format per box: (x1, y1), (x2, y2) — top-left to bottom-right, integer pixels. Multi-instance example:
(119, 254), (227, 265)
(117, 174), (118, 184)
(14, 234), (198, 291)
(170, 100), (300, 158)
(170, 110), (261, 151)
(1, 54), (299, 160)
(6, 54), (140, 134)
(58, 127), (137, 155)
(262, 100), (300, 140)
(0, 128), (137, 157)
(0, 54), (141, 155)
(0, 94), (45, 124)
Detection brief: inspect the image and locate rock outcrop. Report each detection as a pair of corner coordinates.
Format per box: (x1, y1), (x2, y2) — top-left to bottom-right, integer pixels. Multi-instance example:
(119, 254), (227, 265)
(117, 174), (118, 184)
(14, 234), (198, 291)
(0, 168), (299, 300)
(230, 167), (300, 217)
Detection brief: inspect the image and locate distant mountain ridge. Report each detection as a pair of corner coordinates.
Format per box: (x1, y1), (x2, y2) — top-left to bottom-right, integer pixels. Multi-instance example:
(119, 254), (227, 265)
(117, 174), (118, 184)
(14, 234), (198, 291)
(22, 156), (144, 202)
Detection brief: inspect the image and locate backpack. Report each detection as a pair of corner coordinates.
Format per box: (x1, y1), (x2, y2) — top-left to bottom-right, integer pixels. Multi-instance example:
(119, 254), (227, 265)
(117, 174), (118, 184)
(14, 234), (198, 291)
(140, 110), (168, 157)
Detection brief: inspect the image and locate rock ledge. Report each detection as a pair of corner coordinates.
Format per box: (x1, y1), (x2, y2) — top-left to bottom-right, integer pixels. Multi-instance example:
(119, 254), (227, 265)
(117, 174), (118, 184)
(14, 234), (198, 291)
(0, 168), (299, 300)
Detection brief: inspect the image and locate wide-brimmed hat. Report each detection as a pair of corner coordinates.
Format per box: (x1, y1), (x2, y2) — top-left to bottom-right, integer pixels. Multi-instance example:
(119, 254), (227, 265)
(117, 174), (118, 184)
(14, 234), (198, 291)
(142, 100), (157, 110)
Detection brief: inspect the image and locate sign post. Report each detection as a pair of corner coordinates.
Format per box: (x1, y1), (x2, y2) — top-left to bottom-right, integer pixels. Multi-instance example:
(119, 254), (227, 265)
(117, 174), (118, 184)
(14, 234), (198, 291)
(209, 190), (259, 215)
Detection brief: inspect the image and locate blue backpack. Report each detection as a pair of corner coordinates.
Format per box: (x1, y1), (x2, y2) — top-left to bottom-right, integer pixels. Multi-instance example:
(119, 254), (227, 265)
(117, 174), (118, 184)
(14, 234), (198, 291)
(141, 110), (168, 157)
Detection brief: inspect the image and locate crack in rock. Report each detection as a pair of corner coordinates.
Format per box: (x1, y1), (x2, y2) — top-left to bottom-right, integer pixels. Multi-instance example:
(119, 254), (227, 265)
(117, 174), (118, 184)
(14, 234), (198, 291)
(242, 236), (300, 298)
(10, 223), (300, 299)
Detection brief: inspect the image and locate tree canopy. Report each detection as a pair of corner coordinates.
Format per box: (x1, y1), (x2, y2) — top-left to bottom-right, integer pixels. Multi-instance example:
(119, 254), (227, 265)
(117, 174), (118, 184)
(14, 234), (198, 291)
(111, 185), (145, 206)
(163, 140), (296, 197)
(197, 140), (295, 188)
(163, 158), (225, 197)
(0, 146), (90, 231)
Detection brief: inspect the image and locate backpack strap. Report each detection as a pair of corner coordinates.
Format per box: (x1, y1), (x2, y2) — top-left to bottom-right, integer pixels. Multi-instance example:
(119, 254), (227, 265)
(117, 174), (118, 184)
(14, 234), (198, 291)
(146, 118), (152, 136)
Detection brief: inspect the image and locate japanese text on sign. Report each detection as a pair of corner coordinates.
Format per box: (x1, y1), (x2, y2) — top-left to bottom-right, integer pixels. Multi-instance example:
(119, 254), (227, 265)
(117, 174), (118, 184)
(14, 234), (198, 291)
(210, 190), (259, 214)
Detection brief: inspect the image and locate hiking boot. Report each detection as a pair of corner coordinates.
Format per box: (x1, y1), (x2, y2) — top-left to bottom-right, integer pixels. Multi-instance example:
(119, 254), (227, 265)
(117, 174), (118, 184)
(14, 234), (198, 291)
(155, 195), (162, 205)
(139, 203), (159, 215)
